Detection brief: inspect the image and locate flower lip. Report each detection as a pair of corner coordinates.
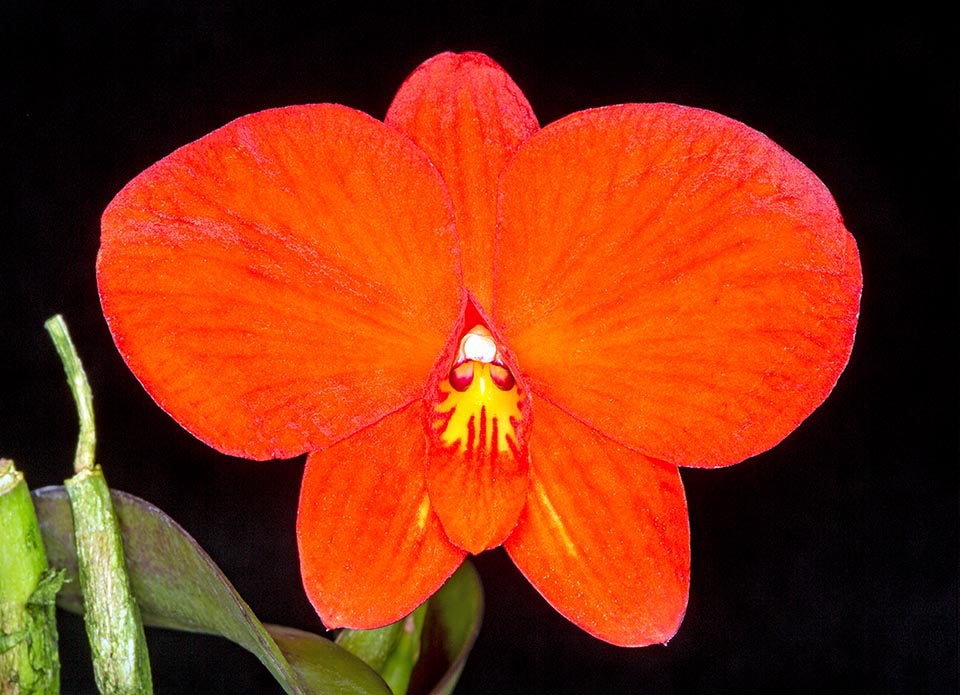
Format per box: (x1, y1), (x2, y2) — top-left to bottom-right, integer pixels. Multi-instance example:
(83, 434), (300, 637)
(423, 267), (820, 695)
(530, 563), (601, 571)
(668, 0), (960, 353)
(423, 296), (532, 553)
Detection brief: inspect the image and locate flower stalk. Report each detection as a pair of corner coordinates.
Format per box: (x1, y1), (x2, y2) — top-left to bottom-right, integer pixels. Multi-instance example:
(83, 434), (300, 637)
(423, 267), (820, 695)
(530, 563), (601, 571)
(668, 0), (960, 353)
(0, 458), (62, 695)
(45, 315), (153, 695)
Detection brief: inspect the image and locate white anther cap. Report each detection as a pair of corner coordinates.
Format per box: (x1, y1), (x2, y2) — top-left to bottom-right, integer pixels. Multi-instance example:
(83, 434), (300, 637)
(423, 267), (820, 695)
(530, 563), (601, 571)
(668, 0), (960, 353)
(459, 326), (498, 364)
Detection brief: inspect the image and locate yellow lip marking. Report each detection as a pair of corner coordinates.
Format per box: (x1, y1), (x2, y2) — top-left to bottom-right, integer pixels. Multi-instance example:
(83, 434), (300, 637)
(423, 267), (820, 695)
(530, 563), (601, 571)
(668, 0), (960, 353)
(434, 326), (523, 457)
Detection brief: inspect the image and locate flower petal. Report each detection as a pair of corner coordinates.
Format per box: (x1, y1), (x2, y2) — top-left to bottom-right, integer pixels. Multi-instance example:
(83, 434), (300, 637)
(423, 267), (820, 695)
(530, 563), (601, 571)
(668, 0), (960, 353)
(495, 104), (862, 468)
(504, 397), (690, 646)
(297, 403), (466, 629)
(386, 52), (539, 311)
(98, 104), (461, 460)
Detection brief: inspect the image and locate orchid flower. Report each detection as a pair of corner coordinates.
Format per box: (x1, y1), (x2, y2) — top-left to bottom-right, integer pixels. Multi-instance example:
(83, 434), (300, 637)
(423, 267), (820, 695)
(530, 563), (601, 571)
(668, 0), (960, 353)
(96, 52), (862, 646)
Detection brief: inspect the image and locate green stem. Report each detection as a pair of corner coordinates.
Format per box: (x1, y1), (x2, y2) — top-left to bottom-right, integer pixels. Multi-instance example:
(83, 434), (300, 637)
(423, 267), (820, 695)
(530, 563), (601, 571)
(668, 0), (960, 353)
(0, 459), (62, 695)
(44, 315), (96, 474)
(45, 314), (153, 695)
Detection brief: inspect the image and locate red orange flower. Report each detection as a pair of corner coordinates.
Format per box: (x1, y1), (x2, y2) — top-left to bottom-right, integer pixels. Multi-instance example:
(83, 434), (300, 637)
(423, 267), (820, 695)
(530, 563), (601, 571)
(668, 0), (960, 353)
(97, 52), (861, 646)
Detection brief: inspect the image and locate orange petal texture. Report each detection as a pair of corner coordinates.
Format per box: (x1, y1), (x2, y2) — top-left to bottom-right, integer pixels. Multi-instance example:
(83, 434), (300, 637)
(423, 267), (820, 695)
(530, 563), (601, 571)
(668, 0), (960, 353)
(386, 52), (539, 311)
(98, 104), (461, 460)
(297, 404), (466, 628)
(495, 104), (862, 468)
(505, 398), (690, 647)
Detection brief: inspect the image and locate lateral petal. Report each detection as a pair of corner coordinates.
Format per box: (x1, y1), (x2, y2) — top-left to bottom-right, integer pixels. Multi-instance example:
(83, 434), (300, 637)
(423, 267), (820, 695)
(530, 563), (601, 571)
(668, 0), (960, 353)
(386, 52), (539, 311)
(297, 404), (466, 629)
(505, 397), (690, 646)
(495, 104), (862, 468)
(98, 104), (461, 460)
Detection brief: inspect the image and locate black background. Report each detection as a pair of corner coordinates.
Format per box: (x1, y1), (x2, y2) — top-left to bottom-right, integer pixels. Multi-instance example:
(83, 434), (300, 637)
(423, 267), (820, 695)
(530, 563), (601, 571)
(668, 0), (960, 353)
(3, 3), (956, 693)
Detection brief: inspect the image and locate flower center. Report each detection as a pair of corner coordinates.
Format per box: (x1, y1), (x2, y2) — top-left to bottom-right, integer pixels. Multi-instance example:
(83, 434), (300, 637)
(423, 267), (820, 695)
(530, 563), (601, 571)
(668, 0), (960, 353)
(433, 325), (523, 456)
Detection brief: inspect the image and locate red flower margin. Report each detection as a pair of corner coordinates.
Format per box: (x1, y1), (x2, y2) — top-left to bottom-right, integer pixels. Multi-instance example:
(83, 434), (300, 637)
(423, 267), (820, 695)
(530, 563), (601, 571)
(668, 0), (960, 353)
(97, 52), (861, 646)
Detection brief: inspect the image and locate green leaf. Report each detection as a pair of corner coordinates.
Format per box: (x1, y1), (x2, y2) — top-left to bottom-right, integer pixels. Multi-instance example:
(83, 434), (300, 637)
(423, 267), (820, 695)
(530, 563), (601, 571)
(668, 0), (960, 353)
(336, 618), (406, 674)
(409, 562), (483, 695)
(32, 486), (391, 695)
(335, 561), (483, 695)
(336, 560), (483, 695)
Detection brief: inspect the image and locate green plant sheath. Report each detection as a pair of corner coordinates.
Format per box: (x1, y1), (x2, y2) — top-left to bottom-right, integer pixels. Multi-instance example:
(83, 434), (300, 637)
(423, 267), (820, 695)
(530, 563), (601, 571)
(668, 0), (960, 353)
(46, 315), (153, 695)
(0, 459), (61, 695)
(378, 604), (427, 695)
(64, 468), (152, 695)
(336, 602), (427, 695)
